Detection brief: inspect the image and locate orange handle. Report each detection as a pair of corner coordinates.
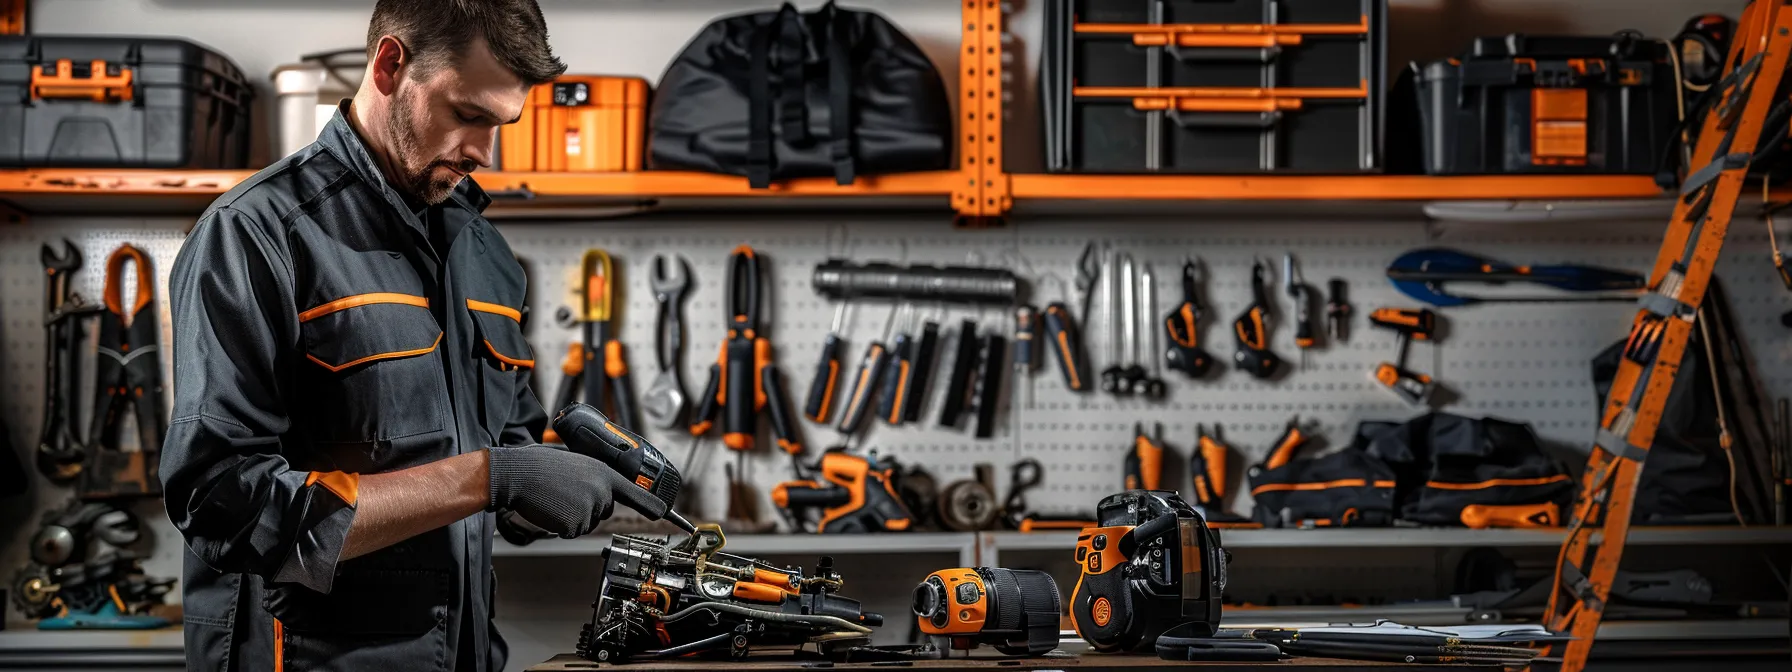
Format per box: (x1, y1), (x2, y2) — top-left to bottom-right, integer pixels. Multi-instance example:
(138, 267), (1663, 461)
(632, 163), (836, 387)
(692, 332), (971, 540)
(32, 59), (134, 102)
(1461, 502), (1560, 529)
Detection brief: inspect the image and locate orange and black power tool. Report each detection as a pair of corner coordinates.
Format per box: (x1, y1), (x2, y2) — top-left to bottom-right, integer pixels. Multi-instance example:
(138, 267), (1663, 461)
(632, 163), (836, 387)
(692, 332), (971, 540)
(1071, 491), (1227, 652)
(913, 567), (1063, 656)
(771, 450), (912, 533)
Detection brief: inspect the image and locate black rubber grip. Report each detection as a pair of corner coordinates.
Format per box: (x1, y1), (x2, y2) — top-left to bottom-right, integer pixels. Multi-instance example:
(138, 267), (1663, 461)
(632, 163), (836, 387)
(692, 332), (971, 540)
(938, 320), (980, 428)
(804, 334), (843, 423)
(879, 332), (913, 425)
(973, 334), (1006, 439)
(763, 366), (801, 455)
(902, 322), (940, 423)
(782, 482), (851, 508)
(689, 362), (721, 434)
(723, 336), (757, 448)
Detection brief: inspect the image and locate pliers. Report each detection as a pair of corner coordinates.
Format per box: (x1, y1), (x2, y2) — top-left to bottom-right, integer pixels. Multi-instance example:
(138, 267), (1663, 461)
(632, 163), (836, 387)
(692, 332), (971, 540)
(551, 249), (638, 436)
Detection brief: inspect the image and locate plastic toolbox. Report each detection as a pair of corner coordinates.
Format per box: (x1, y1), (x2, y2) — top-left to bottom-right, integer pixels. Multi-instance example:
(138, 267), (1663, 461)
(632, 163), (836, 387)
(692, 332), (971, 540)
(0, 36), (253, 169)
(499, 75), (649, 172)
(1401, 34), (1678, 175)
(1044, 0), (1386, 173)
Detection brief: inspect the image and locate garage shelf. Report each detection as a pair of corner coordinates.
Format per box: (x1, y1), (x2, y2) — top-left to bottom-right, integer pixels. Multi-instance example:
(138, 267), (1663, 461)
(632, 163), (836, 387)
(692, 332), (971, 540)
(0, 627), (185, 667)
(0, 168), (1679, 218)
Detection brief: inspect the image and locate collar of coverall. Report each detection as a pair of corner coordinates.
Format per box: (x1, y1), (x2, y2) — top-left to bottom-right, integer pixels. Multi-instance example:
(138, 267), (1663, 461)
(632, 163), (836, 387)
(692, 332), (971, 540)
(319, 100), (495, 226)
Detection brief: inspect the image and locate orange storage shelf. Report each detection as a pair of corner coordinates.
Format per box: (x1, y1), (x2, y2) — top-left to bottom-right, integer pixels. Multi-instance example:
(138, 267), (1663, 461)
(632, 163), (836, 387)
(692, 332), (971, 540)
(474, 170), (962, 197)
(1009, 174), (1667, 201)
(0, 169), (254, 195)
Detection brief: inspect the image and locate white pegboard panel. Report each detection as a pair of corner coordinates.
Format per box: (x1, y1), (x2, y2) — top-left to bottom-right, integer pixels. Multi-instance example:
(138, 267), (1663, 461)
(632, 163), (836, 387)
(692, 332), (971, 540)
(3, 212), (1790, 547)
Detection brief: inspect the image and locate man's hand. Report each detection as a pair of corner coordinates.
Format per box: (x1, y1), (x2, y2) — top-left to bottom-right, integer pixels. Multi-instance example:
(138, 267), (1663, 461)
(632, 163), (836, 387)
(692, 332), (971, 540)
(488, 445), (629, 538)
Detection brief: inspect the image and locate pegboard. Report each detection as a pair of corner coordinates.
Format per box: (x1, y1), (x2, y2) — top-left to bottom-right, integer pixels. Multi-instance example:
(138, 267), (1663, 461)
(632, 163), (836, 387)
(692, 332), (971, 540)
(3, 212), (1790, 545)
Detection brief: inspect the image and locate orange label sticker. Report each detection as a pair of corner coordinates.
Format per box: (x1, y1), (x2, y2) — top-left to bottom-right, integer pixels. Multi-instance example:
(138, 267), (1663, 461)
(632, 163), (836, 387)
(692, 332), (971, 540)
(1092, 597), (1112, 627)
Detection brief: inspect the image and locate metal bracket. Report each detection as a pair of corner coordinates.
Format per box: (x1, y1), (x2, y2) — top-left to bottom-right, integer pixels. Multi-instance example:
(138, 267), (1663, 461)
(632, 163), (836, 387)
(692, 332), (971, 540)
(952, 0), (1012, 227)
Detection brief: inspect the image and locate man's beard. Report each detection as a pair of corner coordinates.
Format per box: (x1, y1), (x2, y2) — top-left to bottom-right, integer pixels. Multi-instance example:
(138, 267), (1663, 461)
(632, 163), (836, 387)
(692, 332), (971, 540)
(386, 90), (477, 205)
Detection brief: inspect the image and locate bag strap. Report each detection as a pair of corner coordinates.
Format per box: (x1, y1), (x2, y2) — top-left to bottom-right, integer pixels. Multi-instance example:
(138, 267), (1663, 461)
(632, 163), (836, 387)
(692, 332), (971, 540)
(748, 4), (802, 188)
(824, 0), (855, 185)
(777, 9), (810, 147)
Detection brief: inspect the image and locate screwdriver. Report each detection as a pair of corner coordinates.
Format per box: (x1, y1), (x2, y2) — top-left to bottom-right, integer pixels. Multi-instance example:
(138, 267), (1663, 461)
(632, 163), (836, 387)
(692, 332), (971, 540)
(879, 304), (917, 425)
(804, 302), (849, 423)
(1013, 305), (1039, 408)
(836, 305), (899, 435)
(1283, 253), (1316, 370)
(1124, 422), (1164, 491)
(1233, 260), (1282, 379)
(1043, 303), (1090, 393)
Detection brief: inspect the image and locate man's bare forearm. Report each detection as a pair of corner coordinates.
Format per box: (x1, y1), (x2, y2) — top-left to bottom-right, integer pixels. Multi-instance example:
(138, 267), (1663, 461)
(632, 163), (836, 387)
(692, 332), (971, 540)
(340, 450), (490, 561)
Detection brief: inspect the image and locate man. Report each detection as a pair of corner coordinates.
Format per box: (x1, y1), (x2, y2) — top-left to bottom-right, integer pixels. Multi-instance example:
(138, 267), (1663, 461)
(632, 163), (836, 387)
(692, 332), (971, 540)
(163, 2), (627, 669)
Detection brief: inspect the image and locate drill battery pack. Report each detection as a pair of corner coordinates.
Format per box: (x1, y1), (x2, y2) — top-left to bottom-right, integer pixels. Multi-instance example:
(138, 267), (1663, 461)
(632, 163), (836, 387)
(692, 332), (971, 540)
(499, 75), (649, 172)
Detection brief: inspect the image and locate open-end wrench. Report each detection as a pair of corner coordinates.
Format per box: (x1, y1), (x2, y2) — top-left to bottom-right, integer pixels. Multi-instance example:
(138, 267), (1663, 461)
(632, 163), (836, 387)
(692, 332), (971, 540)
(1117, 253), (1144, 394)
(642, 254), (692, 430)
(1138, 263), (1166, 400)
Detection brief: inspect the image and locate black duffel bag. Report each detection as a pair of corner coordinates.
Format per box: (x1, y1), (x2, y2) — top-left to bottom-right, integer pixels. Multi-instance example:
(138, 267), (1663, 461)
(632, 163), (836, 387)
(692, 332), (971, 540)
(649, 1), (953, 187)
(1365, 413), (1576, 527)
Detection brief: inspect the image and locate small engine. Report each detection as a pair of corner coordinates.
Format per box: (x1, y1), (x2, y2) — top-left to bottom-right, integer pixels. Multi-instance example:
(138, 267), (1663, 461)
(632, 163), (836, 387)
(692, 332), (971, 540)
(578, 526), (884, 662)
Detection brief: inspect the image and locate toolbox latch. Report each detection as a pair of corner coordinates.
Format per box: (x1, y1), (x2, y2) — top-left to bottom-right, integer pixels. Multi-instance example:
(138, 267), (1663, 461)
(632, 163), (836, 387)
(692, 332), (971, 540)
(31, 59), (135, 102)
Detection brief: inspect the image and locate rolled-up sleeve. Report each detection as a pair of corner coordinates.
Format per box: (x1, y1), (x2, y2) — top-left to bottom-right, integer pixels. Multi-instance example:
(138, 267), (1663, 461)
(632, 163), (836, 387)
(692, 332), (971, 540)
(162, 206), (356, 594)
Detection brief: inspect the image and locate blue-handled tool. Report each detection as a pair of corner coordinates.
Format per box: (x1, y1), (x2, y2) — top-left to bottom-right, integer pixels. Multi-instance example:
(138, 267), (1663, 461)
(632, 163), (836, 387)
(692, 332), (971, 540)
(1386, 248), (1644, 307)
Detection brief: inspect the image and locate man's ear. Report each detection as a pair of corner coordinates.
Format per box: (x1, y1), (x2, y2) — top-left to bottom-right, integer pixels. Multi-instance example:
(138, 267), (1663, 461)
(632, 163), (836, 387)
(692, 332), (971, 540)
(369, 35), (407, 96)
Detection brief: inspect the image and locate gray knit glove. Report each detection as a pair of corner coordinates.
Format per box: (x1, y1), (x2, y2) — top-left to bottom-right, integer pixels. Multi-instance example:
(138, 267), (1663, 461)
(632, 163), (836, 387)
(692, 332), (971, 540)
(487, 445), (625, 539)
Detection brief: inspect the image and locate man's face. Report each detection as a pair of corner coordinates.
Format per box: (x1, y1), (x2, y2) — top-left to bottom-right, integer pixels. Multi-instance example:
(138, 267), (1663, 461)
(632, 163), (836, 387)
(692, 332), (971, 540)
(385, 39), (528, 205)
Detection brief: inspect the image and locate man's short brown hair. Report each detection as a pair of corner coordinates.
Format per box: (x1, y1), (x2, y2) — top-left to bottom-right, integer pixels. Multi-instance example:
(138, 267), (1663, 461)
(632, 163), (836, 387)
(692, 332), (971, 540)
(367, 0), (567, 86)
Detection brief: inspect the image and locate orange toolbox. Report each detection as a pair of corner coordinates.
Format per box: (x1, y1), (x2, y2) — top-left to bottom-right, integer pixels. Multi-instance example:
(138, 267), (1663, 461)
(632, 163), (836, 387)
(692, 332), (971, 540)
(499, 75), (648, 172)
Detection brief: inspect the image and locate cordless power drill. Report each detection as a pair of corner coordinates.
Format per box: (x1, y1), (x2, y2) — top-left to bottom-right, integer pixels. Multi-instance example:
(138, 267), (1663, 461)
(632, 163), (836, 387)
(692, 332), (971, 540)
(553, 403), (698, 534)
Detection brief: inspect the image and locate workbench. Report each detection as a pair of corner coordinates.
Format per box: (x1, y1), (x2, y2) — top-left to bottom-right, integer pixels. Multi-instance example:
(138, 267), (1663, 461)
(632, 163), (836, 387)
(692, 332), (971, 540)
(527, 654), (1498, 671)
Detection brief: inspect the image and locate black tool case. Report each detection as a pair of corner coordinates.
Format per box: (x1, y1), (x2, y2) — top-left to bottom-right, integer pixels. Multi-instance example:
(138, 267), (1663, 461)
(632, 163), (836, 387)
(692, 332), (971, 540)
(1043, 0), (1386, 173)
(1400, 34), (1678, 175)
(0, 36), (253, 169)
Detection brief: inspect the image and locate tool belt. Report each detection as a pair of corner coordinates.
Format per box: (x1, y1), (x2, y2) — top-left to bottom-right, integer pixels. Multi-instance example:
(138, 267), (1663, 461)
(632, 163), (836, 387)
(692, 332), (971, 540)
(1247, 434), (1396, 528)
(1363, 413), (1574, 527)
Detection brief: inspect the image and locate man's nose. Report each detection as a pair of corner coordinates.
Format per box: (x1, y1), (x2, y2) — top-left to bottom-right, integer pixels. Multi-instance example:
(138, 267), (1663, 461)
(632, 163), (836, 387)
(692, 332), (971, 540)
(463, 129), (496, 169)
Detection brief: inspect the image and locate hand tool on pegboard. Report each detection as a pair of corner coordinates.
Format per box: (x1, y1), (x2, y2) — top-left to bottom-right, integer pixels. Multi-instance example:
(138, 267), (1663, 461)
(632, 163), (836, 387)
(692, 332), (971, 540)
(1163, 258), (1214, 379)
(1074, 241), (1100, 326)
(1189, 424), (1258, 528)
(811, 261), (1018, 303)
(549, 249), (639, 437)
(1282, 253), (1318, 370)
(1232, 259), (1282, 379)
(1099, 245), (1128, 395)
(771, 448), (912, 533)
(1262, 416), (1316, 471)
(37, 239), (99, 483)
(971, 321), (1008, 439)
(641, 255), (692, 430)
(1013, 304), (1039, 408)
(1386, 248), (1645, 307)
(689, 246), (804, 531)
(1326, 278), (1351, 343)
(938, 318), (980, 428)
(1136, 263), (1166, 400)
(1117, 253), (1145, 394)
(84, 244), (165, 499)
(1544, 7), (1792, 668)
(836, 305), (898, 438)
(1124, 422), (1164, 491)
(805, 301), (849, 425)
(998, 458), (1041, 529)
(903, 306), (942, 423)
(877, 304), (918, 425)
(1368, 307), (1438, 407)
(1040, 274), (1091, 393)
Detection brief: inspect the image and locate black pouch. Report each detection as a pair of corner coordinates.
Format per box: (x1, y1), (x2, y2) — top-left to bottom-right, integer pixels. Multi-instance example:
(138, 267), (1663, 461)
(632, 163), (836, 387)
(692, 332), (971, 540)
(1365, 413), (1575, 526)
(1246, 429), (1397, 528)
(648, 1), (953, 187)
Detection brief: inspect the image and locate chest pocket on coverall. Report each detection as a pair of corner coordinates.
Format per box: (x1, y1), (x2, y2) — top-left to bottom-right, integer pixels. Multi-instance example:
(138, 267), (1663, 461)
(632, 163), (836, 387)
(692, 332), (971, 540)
(467, 299), (534, 442)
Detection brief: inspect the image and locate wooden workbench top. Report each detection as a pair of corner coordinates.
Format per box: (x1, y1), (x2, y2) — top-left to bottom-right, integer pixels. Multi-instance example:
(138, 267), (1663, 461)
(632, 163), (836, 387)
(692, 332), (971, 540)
(529, 653), (1497, 671)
